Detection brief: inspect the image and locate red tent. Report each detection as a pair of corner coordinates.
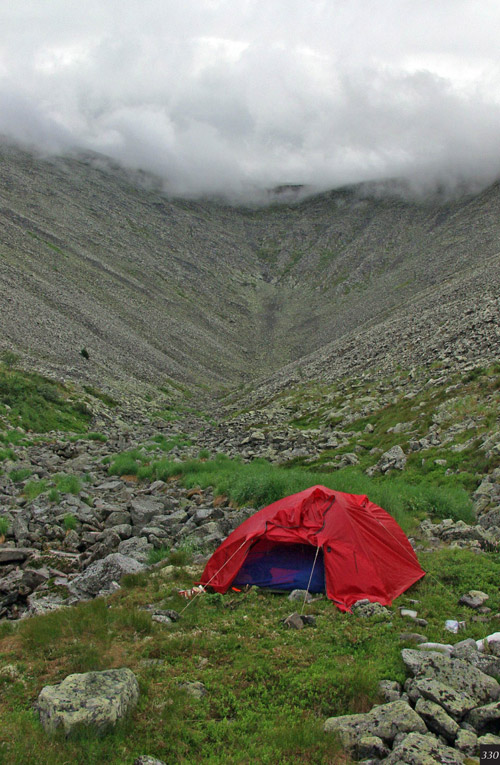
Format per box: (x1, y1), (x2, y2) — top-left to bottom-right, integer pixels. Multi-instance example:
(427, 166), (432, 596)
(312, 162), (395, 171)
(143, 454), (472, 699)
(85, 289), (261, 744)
(200, 485), (425, 611)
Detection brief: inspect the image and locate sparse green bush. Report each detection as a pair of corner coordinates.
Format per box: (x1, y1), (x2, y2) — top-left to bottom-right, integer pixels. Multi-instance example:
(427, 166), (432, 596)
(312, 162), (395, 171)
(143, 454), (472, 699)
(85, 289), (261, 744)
(55, 475), (82, 495)
(147, 545), (171, 565)
(0, 516), (9, 537)
(87, 432), (107, 442)
(48, 488), (60, 503)
(23, 479), (48, 500)
(0, 447), (16, 462)
(9, 468), (32, 483)
(1, 350), (19, 368)
(63, 513), (78, 531)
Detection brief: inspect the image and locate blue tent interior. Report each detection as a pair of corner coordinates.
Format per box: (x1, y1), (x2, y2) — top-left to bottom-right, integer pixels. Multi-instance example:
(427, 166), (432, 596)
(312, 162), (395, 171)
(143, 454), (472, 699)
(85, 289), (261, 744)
(231, 539), (325, 592)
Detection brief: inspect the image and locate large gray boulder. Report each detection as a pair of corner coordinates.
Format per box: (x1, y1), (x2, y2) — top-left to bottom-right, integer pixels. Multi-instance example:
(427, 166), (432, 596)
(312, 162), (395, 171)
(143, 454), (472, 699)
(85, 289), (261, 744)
(415, 697), (459, 742)
(401, 648), (500, 705)
(69, 553), (145, 599)
(383, 731), (465, 764)
(324, 699), (426, 750)
(467, 700), (500, 733)
(129, 499), (164, 529)
(117, 537), (153, 563)
(411, 678), (476, 719)
(37, 668), (139, 735)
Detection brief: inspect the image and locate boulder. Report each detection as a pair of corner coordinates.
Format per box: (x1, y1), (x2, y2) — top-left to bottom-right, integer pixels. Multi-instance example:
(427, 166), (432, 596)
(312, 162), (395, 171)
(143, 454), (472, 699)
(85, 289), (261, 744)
(459, 590), (489, 609)
(466, 701), (500, 733)
(415, 697), (460, 742)
(376, 445), (407, 473)
(69, 553), (145, 600)
(401, 648), (500, 705)
(324, 699), (426, 747)
(383, 731), (465, 764)
(117, 537), (153, 563)
(455, 728), (478, 756)
(129, 498), (164, 528)
(412, 678), (476, 719)
(37, 668), (139, 735)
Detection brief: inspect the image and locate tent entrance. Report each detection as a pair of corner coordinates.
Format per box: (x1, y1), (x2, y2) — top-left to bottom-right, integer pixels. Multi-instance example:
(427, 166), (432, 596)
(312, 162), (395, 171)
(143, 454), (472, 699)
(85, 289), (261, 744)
(231, 539), (325, 592)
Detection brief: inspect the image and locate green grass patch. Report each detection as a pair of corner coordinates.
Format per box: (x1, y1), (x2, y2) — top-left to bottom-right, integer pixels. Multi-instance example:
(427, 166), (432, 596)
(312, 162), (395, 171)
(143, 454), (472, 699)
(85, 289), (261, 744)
(82, 385), (118, 408)
(87, 432), (107, 442)
(0, 366), (91, 433)
(54, 474), (82, 495)
(2, 546), (499, 764)
(23, 479), (48, 500)
(9, 468), (32, 483)
(108, 449), (149, 477)
(143, 456), (472, 532)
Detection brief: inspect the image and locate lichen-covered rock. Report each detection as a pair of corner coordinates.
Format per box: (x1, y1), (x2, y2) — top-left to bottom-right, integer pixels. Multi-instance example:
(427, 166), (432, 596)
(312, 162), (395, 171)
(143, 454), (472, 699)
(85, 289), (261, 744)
(383, 731), (465, 764)
(455, 728), (478, 756)
(401, 648), (500, 705)
(415, 697), (460, 742)
(412, 678), (476, 719)
(466, 700), (500, 733)
(354, 734), (389, 760)
(324, 699), (426, 747)
(69, 553), (145, 599)
(352, 600), (391, 618)
(378, 679), (402, 702)
(117, 536), (153, 563)
(37, 668), (139, 735)
(129, 499), (164, 528)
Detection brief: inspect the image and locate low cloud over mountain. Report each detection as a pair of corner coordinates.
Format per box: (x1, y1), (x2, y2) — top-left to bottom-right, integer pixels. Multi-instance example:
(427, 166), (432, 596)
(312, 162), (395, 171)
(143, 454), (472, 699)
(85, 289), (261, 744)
(2, 0), (500, 199)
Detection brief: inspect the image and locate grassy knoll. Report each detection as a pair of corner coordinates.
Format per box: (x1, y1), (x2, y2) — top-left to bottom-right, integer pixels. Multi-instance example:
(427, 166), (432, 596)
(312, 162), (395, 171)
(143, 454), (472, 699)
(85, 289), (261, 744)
(0, 548), (499, 764)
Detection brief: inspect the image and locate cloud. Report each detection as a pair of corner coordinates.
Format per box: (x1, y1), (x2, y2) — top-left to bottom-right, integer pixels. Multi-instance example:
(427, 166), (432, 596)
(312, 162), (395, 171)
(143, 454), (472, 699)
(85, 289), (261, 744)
(2, 0), (500, 199)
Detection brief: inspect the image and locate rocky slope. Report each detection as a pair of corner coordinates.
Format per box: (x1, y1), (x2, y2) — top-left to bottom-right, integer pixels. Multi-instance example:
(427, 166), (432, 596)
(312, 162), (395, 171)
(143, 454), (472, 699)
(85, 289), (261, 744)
(1, 140), (500, 399)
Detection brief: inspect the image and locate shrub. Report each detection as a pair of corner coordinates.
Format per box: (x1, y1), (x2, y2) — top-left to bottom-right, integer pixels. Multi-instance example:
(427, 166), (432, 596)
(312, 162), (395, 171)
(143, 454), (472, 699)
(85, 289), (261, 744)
(80, 348), (90, 360)
(147, 546), (171, 565)
(23, 479), (48, 500)
(9, 468), (32, 483)
(0, 516), (9, 537)
(63, 513), (78, 531)
(87, 432), (107, 442)
(0, 350), (19, 368)
(55, 474), (82, 495)
(48, 488), (60, 503)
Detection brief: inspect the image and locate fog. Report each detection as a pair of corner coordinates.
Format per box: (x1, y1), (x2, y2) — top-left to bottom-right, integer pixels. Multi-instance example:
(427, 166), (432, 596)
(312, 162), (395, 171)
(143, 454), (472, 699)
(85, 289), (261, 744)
(2, 0), (500, 200)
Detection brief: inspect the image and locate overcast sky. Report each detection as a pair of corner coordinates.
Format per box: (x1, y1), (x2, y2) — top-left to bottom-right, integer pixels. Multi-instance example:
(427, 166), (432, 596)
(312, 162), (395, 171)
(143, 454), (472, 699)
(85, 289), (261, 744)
(1, 0), (500, 199)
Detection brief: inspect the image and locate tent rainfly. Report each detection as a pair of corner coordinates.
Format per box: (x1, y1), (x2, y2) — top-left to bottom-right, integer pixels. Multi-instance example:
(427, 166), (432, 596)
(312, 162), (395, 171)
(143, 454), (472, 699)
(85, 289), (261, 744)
(200, 485), (425, 612)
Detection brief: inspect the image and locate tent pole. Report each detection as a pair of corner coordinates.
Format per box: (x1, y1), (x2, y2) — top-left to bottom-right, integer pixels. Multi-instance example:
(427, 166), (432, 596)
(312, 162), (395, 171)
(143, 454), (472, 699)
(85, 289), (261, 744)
(301, 545), (321, 615)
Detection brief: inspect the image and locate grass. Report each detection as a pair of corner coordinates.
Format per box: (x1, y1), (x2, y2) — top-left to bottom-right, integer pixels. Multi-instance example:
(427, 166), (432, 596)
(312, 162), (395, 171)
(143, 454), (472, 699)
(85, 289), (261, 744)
(9, 468), (32, 483)
(63, 514), (78, 531)
(144, 456), (472, 532)
(0, 366), (91, 433)
(54, 475), (82, 495)
(1, 547), (499, 764)
(82, 385), (118, 408)
(23, 480), (48, 500)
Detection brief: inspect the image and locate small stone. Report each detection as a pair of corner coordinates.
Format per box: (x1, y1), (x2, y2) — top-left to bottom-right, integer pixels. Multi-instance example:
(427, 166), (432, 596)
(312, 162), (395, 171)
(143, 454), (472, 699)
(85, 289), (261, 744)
(178, 681), (207, 699)
(288, 589), (313, 603)
(283, 612), (304, 630)
(459, 590), (489, 609)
